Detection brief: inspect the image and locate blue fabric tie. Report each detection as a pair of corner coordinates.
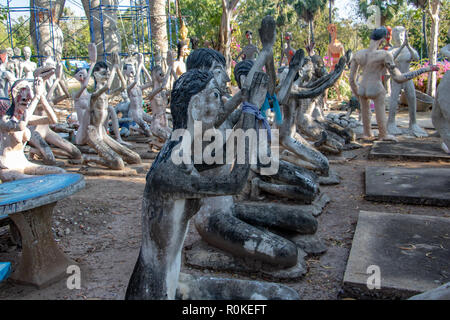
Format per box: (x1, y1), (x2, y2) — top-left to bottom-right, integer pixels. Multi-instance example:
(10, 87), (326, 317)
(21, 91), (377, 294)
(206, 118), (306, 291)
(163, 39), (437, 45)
(260, 93), (283, 125)
(242, 102), (272, 141)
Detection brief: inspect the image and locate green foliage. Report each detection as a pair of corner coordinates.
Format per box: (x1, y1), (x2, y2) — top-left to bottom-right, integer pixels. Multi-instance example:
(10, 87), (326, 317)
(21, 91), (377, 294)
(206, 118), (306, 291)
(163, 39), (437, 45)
(179, 0), (222, 48)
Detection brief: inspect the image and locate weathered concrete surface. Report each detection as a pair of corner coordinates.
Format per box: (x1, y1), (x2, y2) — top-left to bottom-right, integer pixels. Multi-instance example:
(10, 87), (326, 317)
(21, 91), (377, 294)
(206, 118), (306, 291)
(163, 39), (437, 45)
(75, 166), (138, 177)
(369, 139), (450, 161)
(408, 282), (450, 300)
(184, 241), (307, 281)
(343, 211), (450, 299)
(365, 166), (450, 207)
(176, 273), (300, 300)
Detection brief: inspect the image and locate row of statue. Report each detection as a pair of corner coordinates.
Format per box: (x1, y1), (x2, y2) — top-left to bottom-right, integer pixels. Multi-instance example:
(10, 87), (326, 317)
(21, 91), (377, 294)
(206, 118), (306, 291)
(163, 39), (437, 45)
(0, 14), (448, 299)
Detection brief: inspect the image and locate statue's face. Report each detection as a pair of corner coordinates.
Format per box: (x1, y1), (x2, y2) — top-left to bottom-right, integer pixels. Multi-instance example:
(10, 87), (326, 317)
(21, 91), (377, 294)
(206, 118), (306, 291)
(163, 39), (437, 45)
(392, 28), (405, 46)
(23, 47), (32, 59)
(124, 64), (136, 78)
(94, 66), (110, 86)
(13, 83), (33, 117)
(128, 45), (137, 55)
(152, 66), (164, 83)
(74, 69), (88, 83)
(188, 78), (221, 130)
(13, 48), (21, 56)
(6, 48), (13, 57)
(210, 61), (230, 95)
(328, 25), (337, 37)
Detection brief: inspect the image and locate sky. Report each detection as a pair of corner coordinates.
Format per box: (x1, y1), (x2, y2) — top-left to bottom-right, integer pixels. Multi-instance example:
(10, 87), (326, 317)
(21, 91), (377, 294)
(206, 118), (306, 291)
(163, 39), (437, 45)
(2, 0), (356, 23)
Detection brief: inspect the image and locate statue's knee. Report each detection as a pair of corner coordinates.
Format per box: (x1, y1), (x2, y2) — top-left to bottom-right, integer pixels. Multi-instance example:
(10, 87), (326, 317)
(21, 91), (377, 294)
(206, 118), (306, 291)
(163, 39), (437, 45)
(111, 158), (125, 170)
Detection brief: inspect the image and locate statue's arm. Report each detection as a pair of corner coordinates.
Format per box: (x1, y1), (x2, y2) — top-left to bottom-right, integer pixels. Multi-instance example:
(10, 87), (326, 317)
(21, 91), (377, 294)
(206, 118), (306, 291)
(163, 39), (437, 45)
(349, 56), (359, 96)
(386, 53), (437, 83)
(91, 65), (117, 100)
(277, 49), (304, 105)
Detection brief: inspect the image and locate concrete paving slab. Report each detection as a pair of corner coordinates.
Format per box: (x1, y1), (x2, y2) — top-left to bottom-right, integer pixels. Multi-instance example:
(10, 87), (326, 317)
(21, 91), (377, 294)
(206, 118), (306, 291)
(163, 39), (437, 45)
(343, 210), (450, 299)
(365, 166), (450, 206)
(369, 139), (450, 161)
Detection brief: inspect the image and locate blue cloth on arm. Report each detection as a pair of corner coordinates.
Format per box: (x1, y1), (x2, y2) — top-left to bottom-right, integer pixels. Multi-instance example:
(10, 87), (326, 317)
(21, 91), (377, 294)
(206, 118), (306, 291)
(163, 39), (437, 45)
(242, 102), (272, 141)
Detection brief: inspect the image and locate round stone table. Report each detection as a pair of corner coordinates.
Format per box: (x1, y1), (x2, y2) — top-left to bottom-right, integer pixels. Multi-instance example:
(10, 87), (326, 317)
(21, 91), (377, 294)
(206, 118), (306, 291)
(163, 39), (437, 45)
(0, 174), (85, 288)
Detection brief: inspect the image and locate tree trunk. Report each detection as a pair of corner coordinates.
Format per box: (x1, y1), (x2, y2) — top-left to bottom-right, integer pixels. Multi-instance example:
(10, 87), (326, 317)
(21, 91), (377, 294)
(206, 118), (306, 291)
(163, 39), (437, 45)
(329, 0), (332, 43)
(148, 0), (169, 69)
(422, 11), (428, 58)
(427, 0), (440, 97)
(82, 0), (121, 63)
(309, 20), (315, 44)
(30, 0), (66, 62)
(219, 0), (239, 77)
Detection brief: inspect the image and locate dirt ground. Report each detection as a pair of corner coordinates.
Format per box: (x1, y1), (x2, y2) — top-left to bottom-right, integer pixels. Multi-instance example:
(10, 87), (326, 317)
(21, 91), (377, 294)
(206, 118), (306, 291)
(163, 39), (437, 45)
(0, 110), (449, 300)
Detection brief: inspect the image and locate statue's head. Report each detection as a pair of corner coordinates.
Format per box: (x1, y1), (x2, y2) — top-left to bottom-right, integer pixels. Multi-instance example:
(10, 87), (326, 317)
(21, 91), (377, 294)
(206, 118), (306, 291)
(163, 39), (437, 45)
(310, 54), (327, 78)
(370, 27), (388, 48)
(171, 68), (218, 132)
(6, 48), (13, 58)
(186, 48), (229, 94)
(245, 30), (253, 41)
(13, 47), (21, 56)
(92, 61), (109, 88)
(10, 80), (33, 118)
(123, 63), (136, 78)
(392, 26), (406, 47)
(151, 65), (165, 83)
(74, 67), (88, 83)
(23, 47), (32, 59)
(327, 24), (337, 38)
(128, 44), (138, 55)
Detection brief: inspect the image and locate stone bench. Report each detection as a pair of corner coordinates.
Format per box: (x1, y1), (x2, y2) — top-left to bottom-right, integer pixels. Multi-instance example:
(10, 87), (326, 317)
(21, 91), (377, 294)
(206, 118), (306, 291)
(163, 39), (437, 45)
(0, 174), (85, 288)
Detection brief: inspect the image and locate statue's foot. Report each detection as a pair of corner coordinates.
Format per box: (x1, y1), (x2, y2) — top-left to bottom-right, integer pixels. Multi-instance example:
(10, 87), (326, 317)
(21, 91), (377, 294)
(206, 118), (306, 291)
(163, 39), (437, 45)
(379, 134), (398, 142)
(361, 135), (375, 141)
(442, 142), (450, 154)
(408, 124), (428, 138)
(387, 123), (403, 136)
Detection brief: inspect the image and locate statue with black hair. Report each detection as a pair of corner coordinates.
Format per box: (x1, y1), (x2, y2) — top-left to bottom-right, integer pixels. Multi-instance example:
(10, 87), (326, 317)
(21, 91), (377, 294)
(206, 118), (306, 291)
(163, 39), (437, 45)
(188, 17), (329, 279)
(126, 67), (296, 300)
(0, 77), (65, 181)
(235, 30), (259, 61)
(82, 52), (142, 170)
(349, 27), (438, 141)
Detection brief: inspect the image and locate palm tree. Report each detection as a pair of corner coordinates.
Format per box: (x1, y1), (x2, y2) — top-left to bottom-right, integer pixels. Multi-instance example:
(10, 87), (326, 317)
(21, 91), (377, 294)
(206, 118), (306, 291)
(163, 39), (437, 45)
(289, 0), (327, 44)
